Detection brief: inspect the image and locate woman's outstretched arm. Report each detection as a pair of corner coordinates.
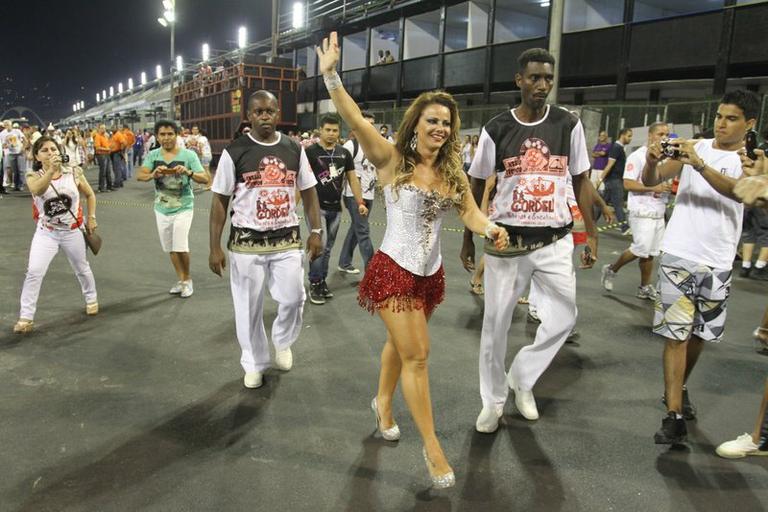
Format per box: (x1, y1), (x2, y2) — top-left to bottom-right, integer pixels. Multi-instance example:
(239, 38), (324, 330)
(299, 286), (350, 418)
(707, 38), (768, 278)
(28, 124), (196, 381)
(316, 32), (395, 182)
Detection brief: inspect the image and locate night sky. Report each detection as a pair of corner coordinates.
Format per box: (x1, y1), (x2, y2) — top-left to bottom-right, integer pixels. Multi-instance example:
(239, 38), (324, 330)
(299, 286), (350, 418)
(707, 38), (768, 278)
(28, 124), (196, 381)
(1, 0), (274, 123)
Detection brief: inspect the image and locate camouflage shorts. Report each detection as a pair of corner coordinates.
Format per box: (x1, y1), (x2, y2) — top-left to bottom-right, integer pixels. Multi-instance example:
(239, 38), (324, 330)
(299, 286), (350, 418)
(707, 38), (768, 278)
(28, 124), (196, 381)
(653, 253), (732, 343)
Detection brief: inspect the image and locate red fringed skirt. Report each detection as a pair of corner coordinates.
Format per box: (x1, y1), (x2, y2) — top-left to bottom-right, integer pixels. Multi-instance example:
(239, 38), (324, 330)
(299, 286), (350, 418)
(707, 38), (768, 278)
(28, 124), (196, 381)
(358, 251), (445, 317)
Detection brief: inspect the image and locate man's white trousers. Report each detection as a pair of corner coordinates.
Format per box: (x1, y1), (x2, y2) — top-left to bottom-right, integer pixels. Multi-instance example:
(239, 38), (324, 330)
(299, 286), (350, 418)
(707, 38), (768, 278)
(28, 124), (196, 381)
(229, 250), (305, 373)
(480, 236), (577, 407)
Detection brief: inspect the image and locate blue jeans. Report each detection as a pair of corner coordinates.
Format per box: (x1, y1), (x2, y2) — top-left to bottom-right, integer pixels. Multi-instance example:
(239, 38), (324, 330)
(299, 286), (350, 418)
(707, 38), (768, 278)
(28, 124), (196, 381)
(95, 154), (112, 191)
(308, 208), (341, 283)
(110, 152), (125, 187)
(7, 153), (22, 190)
(125, 148), (134, 178)
(338, 196), (374, 270)
(602, 179), (627, 229)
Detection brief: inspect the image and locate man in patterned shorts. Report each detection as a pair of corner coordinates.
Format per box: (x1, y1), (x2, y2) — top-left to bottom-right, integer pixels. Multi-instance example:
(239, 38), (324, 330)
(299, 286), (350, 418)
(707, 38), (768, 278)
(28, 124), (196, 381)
(641, 90), (760, 444)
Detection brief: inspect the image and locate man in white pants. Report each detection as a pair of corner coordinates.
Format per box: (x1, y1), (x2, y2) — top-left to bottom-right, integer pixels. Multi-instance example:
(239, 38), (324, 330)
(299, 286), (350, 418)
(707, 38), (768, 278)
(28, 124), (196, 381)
(209, 90), (322, 389)
(460, 48), (598, 432)
(601, 122), (672, 299)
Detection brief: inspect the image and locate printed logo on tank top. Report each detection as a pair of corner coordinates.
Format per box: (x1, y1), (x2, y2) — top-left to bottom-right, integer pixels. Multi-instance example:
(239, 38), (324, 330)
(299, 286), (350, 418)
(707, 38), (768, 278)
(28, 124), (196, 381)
(44, 194), (72, 218)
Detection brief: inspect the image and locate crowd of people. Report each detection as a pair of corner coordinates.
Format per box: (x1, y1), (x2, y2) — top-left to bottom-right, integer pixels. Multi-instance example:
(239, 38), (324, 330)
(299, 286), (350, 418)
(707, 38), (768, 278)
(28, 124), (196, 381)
(6, 30), (768, 489)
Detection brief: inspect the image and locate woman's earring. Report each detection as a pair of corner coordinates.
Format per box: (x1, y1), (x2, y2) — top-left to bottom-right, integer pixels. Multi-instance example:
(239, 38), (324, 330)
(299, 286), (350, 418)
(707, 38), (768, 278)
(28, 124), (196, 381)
(409, 133), (418, 151)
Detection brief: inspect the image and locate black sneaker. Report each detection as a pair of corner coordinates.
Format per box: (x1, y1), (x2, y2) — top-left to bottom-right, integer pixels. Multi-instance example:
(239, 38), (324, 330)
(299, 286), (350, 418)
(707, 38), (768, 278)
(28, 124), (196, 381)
(752, 266), (768, 281)
(661, 388), (697, 420)
(740, 266), (752, 278)
(654, 412), (687, 444)
(309, 282), (325, 305)
(320, 281), (333, 298)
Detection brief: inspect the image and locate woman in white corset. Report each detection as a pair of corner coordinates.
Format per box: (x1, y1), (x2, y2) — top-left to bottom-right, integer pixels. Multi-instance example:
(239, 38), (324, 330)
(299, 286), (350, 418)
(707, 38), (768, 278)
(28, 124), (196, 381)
(317, 33), (508, 488)
(14, 136), (99, 334)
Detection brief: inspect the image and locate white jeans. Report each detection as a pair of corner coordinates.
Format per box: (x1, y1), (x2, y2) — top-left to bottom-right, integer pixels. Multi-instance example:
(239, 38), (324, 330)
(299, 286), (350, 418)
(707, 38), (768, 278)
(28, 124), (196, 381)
(19, 226), (98, 320)
(480, 236), (577, 406)
(229, 249), (306, 373)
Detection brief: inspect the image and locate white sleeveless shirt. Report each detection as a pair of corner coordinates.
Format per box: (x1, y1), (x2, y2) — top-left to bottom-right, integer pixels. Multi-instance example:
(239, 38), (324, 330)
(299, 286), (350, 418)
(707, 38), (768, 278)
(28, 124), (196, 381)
(32, 169), (83, 231)
(378, 184), (455, 276)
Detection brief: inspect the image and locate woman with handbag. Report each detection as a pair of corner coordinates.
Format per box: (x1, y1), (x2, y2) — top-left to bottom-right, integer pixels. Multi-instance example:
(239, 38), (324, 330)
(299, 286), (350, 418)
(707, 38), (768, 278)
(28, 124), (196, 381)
(14, 136), (99, 334)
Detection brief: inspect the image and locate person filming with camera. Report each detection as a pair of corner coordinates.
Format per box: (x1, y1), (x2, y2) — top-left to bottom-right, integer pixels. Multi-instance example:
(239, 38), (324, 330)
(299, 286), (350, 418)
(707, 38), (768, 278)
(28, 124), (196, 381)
(13, 136), (99, 334)
(137, 120), (208, 298)
(641, 90), (760, 445)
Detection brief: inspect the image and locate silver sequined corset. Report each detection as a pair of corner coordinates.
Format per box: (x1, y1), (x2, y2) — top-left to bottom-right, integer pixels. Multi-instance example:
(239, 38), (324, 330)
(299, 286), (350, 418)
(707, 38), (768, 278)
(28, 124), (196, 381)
(379, 184), (456, 276)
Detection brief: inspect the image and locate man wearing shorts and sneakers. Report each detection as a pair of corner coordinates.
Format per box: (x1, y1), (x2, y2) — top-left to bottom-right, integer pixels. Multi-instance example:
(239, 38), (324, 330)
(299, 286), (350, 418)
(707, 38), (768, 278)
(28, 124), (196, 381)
(641, 90), (760, 444)
(137, 120), (208, 298)
(601, 122), (671, 299)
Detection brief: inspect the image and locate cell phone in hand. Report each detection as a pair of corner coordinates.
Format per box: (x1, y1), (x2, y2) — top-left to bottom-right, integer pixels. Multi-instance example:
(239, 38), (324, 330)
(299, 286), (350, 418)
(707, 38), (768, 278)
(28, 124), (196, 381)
(746, 130), (759, 160)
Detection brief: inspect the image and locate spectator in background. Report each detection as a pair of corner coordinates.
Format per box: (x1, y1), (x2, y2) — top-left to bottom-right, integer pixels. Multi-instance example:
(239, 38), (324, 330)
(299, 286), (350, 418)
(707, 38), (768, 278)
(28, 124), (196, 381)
(2, 121), (26, 191)
(376, 50), (385, 65)
(109, 126), (127, 188)
(379, 124), (393, 143)
(122, 125), (136, 179)
(384, 50), (395, 63)
(591, 131), (611, 188)
(93, 124), (113, 192)
(461, 135), (473, 173)
(133, 131), (143, 166)
(601, 122), (671, 299)
(597, 128), (632, 233)
(740, 206), (768, 279)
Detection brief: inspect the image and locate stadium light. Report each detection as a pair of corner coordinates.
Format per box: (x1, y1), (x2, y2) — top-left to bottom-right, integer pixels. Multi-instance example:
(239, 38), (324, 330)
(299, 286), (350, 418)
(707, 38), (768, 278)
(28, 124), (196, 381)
(238, 26), (247, 49)
(156, 65), (163, 80)
(293, 2), (304, 29)
(141, 71), (147, 85)
(202, 43), (210, 62)
(118, 82), (124, 94)
(96, 93), (100, 102)
(109, 86), (114, 97)
(176, 55), (183, 72)
(128, 78), (134, 90)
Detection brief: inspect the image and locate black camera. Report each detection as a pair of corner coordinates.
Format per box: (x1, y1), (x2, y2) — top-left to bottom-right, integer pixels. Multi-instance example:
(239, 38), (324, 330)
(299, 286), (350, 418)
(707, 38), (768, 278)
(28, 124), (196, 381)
(60, 154), (70, 164)
(659, 138), (680, 159)
(745, 130), (758, 160)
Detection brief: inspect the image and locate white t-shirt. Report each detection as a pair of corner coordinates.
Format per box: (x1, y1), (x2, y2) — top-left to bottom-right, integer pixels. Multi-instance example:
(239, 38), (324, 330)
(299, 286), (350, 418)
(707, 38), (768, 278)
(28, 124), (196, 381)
(661, 139), (743, 269)
(461, 143), (472, 164)
(469, 105), (591, 228)
(212, 133), (316, 232)
(624, 146), (668, 218)
(342, 139), (376, 201)
(2, 129), (25, 154)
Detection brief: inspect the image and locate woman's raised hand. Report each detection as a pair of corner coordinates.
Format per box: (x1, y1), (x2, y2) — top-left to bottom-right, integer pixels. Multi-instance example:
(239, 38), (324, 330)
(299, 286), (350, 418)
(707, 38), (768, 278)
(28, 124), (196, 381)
(316, 32), (340, 76)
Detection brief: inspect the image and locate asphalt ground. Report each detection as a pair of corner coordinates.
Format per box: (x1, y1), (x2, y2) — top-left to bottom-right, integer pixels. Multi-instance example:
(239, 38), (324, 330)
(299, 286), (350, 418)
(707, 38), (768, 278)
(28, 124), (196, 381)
(0, 166), (766, 512)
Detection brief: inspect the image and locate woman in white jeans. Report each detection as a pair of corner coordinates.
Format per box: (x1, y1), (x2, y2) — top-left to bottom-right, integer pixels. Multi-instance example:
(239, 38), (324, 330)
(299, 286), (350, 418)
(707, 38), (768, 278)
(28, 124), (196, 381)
(14, 136), (99, 333)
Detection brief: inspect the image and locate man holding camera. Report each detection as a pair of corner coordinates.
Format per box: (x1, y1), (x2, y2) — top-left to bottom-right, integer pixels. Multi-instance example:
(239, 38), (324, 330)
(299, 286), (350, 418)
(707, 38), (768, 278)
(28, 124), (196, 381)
(137, 120), (208, 298)
(642, 90), (760, 445)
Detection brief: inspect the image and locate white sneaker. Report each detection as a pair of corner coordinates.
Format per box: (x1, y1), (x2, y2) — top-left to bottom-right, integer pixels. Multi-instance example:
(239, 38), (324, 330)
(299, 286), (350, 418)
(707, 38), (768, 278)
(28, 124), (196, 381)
(337, 265), (360, 274)
(243, 372), (263, 389)
(637, 284), (658, 300)
(507, 372), (539, 420)
(180, 280), (193, 298)
(169, 281), (183, 294)
(716, 433), (768, 459)
(601, 264), (615, 292)
(475, 404), (504, 433)
(274, 347), (293, 371)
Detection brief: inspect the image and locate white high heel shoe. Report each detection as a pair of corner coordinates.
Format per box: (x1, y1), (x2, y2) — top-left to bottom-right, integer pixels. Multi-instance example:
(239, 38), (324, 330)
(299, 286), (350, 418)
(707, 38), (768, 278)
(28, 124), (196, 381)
(422, 448), (455, 489)
(371, 397), (400, 441)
